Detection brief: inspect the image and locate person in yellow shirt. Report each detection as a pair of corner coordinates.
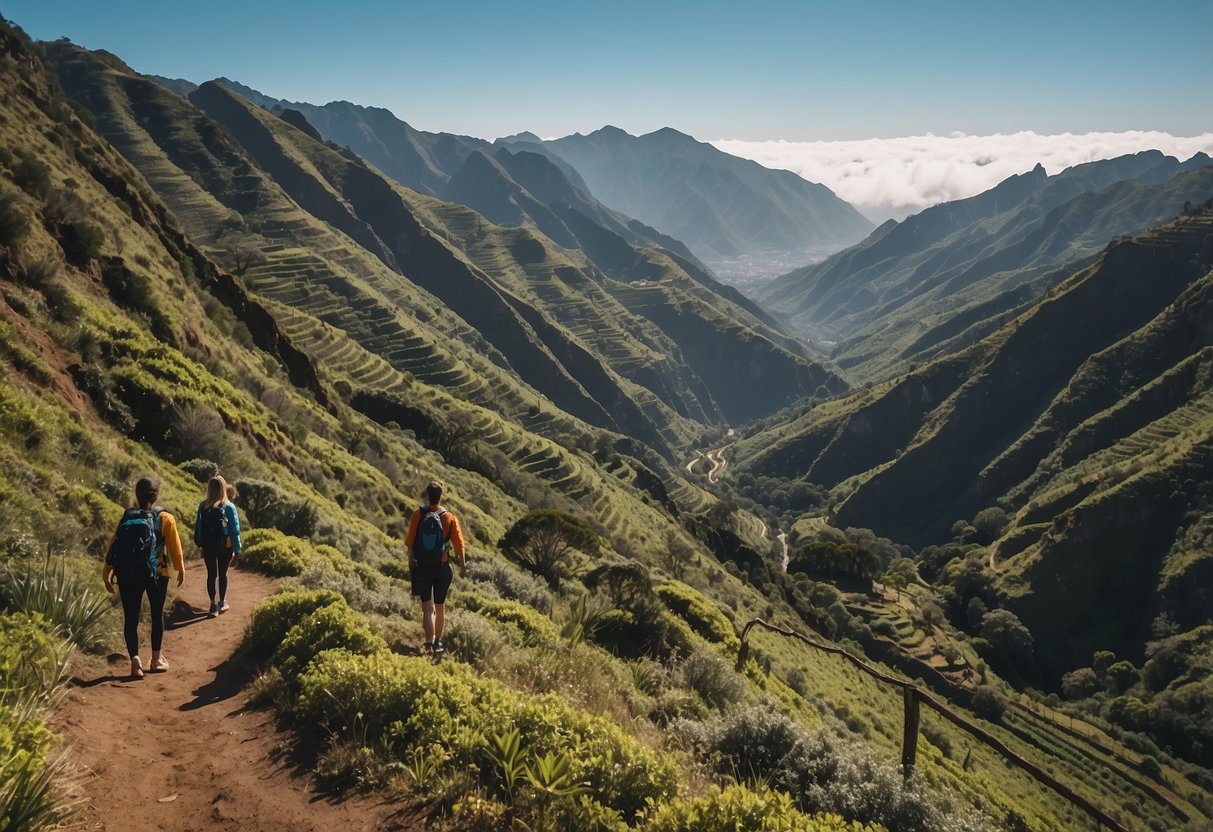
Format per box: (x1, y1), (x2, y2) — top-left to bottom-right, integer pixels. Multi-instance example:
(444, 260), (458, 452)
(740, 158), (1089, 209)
(405, 480), (466, 654)
(102, 476), (185, 680)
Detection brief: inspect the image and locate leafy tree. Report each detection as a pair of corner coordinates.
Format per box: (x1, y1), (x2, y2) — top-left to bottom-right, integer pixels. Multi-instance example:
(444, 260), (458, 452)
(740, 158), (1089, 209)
(499, 510), (601, 588)
(970, 685), (1007, 722)
(1092, 649), (1116, 674)
(583, 559), (652, 608)
(971, 507), (1009, 543)
(1061, 667), (1099, 699)
(1105, 660), (1139, 693)
(979, 609), (1034, 669)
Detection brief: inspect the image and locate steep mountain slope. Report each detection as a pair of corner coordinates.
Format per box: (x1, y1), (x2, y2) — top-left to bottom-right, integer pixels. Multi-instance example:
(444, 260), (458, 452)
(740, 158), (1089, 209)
(761, 153), (1213, 381)
(4, 20), (1208, 832)
(500, 126), (874, 260)
(53, 46), (842, 437)
(200, 79), (707, 266)
(734, 207), (1213, 672)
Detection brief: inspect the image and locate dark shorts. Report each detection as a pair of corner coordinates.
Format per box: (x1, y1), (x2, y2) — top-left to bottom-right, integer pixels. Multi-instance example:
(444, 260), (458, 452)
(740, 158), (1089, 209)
(411, 562), (453, 603)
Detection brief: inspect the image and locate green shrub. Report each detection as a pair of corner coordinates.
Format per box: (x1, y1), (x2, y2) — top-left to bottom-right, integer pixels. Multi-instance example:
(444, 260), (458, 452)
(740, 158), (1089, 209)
(675, 703), (986, 832)
(0, 614), (67, 702)
(467, 557), (554, 611)
(679, 646), (747, 711)
(294, 558), (408, 617)
(0, 190), (30, 246)
(442, 610), (508, 667)
(12, 158), (51, 199)
(461, 593), (560, 646)
(295, 650), (678, 820)
(655, 581), (739, 648)
(0, 614), (65, 832)
(239, 528), (314, 576)
(243, 588), (344, 657)
(644, 784), (884, 831)
(179, 458), (220, 483)
(1, 562), (109, 649)
(236, 479), (318, 538)
(273, 602), (387, 678)
(60, 220), (105, 265)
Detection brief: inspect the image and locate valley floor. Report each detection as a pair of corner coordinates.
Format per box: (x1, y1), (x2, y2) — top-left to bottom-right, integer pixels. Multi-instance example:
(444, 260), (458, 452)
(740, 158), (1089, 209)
(53, 562), (416, 832)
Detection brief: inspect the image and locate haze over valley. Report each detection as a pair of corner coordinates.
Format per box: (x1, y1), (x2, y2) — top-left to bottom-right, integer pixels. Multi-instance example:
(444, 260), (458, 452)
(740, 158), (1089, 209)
(1, 4), (1212, 832)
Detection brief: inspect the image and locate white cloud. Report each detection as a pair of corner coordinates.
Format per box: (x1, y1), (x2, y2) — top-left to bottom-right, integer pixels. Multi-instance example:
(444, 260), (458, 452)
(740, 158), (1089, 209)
(712, 131), (1213, 212)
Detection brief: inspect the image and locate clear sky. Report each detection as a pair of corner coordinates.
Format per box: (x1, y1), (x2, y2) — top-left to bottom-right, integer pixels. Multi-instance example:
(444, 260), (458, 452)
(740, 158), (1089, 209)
(4, 0), (1211, 142)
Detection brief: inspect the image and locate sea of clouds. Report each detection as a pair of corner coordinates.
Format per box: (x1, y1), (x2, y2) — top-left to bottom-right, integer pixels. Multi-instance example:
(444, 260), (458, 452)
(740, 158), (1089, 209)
(713, 131), (1213, 218)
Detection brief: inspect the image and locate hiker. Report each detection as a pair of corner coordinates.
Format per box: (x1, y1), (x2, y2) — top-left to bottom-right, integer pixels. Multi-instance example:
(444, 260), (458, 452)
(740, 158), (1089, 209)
(406, 480), (466, 654)
(194, 475), (241, 619)
(102, 476), (185, 679)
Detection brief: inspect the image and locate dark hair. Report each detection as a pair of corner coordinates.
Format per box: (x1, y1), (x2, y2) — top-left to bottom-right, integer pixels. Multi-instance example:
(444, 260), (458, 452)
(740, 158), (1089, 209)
(134, 476), (160, 509)
(426, 480), (443, 505)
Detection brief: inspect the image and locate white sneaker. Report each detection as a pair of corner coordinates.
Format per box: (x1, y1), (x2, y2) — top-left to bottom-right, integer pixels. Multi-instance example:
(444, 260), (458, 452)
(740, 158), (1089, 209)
(149, 656), (170, 672)
(218, 600), (230, 614)
(207, 602), (218, 619)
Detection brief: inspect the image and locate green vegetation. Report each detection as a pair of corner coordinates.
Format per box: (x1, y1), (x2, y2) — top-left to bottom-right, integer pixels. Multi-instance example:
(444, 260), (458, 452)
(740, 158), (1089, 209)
(0, 14), (1207, 832)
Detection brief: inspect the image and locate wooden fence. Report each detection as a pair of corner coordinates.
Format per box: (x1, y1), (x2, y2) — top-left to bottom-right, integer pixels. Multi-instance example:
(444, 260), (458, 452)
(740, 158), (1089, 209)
(736, 617), (1128, 832)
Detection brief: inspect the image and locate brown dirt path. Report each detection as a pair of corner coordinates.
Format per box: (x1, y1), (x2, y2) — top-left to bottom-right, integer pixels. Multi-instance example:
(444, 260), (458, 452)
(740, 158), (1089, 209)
(55, 561), (411, 832)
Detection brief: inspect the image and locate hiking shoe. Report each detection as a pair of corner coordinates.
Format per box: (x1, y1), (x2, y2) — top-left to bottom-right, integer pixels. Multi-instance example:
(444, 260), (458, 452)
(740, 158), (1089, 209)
(422, 642), (433, 654)
(130, 656), (144, 680)
(149, 656), (170, 672)
(207, 602), (218, 619)
(433, 639), (445, 654)
(218, 600), (230, 614)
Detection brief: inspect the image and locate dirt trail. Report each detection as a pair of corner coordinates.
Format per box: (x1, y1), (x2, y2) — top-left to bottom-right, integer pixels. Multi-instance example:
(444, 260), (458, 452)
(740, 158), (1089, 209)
(56, 561), (409, 832)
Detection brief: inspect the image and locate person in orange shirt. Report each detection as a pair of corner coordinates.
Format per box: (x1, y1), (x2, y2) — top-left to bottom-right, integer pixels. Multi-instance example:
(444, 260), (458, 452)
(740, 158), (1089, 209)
(405, 480), (466, 654)
(102, 476), (185, 679)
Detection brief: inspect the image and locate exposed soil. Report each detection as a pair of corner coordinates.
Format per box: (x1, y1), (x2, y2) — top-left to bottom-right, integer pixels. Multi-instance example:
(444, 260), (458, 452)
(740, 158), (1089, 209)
(54, 561), (416, 832)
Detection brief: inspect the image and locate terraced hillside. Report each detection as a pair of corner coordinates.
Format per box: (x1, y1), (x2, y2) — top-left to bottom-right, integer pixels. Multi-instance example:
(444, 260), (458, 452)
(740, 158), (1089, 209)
(734, 208), (1213, 671)
(4, 19), (1211, 832)
(196, 78), (707, 270)
(760, 152), (1213, 382)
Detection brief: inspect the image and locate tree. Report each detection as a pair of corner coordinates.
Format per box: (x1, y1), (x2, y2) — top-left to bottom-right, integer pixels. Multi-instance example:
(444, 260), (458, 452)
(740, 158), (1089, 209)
(499, 510), (601, 588)
(1105, 660), (1139, 693)
(583, 559), (651, 608)
(218, 231), (265, 277)
(980, 609), (1034, 667)
(971, 507), (1010, 543)
(1061, 667), (1099, 700)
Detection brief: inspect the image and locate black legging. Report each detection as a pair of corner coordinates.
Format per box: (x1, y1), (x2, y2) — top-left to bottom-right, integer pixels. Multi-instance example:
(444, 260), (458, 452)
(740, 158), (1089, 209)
(202, 546), (234, 602)
(117, 573), (168, 658)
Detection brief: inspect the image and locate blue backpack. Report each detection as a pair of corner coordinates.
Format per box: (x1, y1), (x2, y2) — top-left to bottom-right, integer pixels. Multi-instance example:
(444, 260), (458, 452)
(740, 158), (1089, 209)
(107, 507), (163, 580)
(413, 507), (448, 568)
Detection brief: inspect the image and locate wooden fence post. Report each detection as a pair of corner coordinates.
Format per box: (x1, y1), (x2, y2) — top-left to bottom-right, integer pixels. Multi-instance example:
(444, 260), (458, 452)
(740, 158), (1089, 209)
(902, 685), (920, 778)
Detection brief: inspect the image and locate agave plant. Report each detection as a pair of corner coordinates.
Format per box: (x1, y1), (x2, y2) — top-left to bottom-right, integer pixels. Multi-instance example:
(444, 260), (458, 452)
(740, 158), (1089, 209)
(1, 561), (110, 649)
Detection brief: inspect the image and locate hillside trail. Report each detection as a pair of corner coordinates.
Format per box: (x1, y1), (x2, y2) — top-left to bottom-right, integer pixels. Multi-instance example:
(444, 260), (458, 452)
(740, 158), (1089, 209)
(55, 560), (415, 832)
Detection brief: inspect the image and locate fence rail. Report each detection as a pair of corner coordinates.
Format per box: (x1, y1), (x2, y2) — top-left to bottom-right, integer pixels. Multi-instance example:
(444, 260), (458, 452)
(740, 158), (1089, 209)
(736, 617), (1128, 832)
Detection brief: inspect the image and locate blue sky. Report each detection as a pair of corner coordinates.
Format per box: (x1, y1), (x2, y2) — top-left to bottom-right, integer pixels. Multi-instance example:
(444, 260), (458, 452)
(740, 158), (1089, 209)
(5, 0), (1211, 141)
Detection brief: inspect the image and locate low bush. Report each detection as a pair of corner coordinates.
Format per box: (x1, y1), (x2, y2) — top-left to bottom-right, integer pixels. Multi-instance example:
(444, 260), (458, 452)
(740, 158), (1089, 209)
(467, 557), (554, 611)
(240, 528), (317, 576)
(461, 593), (559, 647)
(644, 784), (884, 832)
(295, 649), (678, 821)
(235, 479), (317, 538)
(0, 614), (67, 832)
(679, 646), (747, 711)
(442, 609), (508, 667)
(294, 559), (410, 617)
(1, 561), (109, 649)
(243, 588), (343, 657)
(178, 458), (220, 483)
(0, 190), (30, 246)
(675, 702), (986, 832)
(272, 602), (387, 678)
(655, 581), (739, 649)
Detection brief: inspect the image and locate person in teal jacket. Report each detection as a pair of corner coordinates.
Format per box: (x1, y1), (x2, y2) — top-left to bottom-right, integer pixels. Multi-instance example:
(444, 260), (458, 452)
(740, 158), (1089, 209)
(194, 475), (241, 618)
